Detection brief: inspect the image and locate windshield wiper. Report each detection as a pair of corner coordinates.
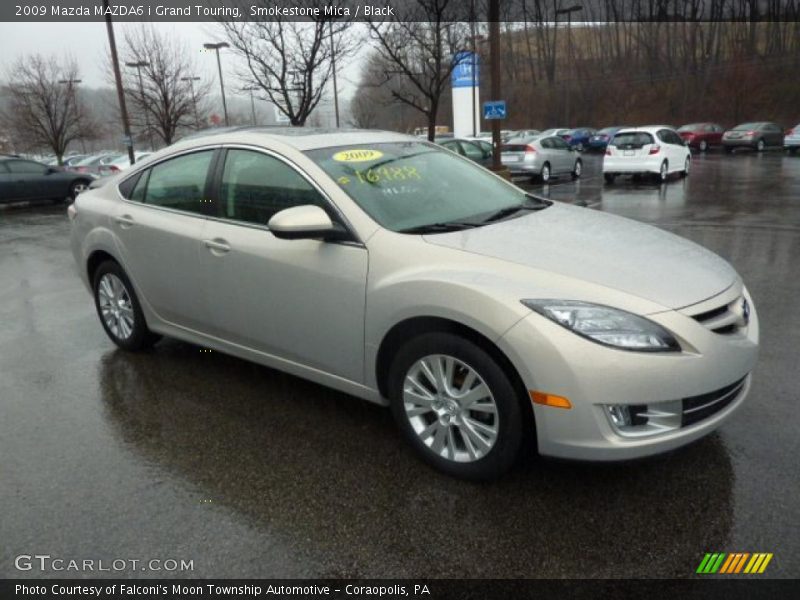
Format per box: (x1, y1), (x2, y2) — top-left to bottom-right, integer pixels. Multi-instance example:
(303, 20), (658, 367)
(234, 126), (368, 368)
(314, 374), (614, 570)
(478, 195), (551, 224)
(398, 221), (481, 234)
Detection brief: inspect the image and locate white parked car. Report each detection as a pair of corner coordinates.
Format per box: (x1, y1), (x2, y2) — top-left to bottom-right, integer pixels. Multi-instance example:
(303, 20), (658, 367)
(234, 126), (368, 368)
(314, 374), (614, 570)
(603, 126), (691, 184)
(69, 129), (758, 479)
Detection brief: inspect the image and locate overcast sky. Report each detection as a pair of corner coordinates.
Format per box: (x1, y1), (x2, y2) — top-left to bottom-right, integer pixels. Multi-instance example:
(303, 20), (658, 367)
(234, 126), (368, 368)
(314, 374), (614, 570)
(0, 22), (363, 100)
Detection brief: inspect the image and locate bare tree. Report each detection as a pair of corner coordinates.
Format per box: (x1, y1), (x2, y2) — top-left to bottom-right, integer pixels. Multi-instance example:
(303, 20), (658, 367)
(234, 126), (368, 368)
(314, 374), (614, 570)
(118, 26), (212, 147)
(2, 55), (96, 164)
(221, 2), (355, 126)
(367, 0), (470, 141)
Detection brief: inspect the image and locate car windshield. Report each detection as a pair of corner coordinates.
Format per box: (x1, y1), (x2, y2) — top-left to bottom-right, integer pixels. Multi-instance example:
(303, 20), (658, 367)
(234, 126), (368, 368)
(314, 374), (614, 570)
(610, 132), (655, 148)
(305, 141), (547, 233)
(733, 123), (760, 130)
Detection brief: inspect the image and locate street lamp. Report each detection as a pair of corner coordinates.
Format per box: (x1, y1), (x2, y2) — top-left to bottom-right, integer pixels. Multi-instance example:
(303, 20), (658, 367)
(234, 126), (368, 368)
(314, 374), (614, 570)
(203, 42), (230, 126)
(243, 85), (259, 125)
(555, 4), (583, 126)
(125, 60), (155, 150)
(181, 76), (201, 129)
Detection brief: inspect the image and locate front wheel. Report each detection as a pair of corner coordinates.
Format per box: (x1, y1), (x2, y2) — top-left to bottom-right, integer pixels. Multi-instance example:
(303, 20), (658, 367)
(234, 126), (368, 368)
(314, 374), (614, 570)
(93, 261), (160, 351)
(604, 173), (616, 184)
(698, 140), (708, 152)
(539, 162), (551, 183)
(756, 139), (765, 152)
(388, 333), (526, 480)
(571, 159), (582, 180)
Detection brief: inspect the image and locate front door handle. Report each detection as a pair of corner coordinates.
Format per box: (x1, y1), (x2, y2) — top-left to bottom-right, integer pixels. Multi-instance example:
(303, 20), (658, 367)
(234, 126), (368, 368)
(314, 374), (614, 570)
(203, 238), (230, 255)
(114, 215), (135, 228)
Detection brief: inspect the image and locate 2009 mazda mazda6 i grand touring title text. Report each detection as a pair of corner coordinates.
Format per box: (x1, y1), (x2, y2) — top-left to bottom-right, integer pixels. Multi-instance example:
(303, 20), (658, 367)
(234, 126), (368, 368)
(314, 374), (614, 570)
(69, 128), (759, 479)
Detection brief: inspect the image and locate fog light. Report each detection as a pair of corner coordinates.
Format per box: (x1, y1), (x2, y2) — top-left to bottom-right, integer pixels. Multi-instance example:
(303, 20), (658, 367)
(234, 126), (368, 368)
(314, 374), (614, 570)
(606, 404), (632, 427)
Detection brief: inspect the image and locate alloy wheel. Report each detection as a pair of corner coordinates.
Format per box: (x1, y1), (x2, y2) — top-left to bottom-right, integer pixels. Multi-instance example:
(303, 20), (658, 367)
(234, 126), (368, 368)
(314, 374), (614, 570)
(97, 273), (135, 340)
(699, 140), (708, 152)
(660, 161), (668, 181)
(541, 164), (550, 182)
(402, 354), (499, 463)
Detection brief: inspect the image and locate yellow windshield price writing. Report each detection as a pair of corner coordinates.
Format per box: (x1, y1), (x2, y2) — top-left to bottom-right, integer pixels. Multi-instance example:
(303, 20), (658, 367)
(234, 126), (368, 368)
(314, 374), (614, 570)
(332, 149), (384, 162)
(353, 166), (422, 184)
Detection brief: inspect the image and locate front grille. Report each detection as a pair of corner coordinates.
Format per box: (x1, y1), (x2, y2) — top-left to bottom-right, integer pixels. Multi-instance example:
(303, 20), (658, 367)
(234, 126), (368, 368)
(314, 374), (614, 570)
(681, 376), (747, 427)
(690, 295), (747, 335)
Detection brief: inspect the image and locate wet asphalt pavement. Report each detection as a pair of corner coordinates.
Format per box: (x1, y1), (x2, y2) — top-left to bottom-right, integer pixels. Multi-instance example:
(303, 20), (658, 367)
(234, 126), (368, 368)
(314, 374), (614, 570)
(1, 151), (799, 579)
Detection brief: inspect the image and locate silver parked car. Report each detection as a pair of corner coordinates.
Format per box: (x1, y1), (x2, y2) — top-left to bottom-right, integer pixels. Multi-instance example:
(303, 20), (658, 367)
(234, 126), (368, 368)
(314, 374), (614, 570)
(70, 128), (759, 479)
(501, 135), (582, 182)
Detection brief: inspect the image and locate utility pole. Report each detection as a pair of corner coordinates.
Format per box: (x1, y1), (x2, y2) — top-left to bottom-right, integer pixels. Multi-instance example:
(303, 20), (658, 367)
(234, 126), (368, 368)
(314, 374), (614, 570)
(181, 76), (201, 129)
(204, 42), (230, 126)
(103, 0), (135, 165)
(125, 61), (155, 150)
(329, 20), (340, 128)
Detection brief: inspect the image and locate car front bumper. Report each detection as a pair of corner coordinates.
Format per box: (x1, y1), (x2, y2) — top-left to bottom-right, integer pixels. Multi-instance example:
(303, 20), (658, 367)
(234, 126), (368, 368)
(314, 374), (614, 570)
(497, 286), (759, 461)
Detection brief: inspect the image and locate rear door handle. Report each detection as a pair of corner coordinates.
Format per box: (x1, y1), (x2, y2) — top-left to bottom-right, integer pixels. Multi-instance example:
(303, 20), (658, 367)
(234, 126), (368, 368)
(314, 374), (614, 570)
(114, 215), (135, 228)
(203, 238), (230, 254)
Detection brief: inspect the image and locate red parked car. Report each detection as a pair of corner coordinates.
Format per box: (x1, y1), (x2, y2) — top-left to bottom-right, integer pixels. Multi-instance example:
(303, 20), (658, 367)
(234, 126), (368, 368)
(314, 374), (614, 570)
(677, 123), (725, 152)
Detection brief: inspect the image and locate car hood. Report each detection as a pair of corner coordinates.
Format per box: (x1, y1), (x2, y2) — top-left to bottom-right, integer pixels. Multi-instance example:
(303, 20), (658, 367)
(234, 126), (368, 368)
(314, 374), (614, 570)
(423, 203), (737, 310)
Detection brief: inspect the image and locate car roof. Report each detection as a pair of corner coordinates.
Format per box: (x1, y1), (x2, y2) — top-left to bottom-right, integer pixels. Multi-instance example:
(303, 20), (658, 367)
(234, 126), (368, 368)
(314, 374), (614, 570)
(615, 126), (673, 134)
(173, 127), (416, 152)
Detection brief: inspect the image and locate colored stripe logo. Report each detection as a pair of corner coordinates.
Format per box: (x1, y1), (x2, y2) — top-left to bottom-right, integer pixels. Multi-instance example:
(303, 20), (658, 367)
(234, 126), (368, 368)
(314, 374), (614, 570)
(696, 552), (773, 574)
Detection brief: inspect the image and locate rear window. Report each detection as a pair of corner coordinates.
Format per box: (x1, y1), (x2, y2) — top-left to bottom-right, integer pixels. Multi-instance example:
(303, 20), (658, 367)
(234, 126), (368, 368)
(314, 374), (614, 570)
(502, 144), (529, 152)
(610, 132), (654, 148)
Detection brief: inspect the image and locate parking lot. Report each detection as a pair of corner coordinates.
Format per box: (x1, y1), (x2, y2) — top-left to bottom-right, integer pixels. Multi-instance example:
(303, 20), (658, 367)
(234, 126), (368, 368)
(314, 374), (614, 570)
(1, 151), (798, 578)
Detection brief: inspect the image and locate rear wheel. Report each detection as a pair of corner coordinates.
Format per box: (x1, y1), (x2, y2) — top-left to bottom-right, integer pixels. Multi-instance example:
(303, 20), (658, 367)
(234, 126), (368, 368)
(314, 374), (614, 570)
(699, 140), (708, 152)
(68, 180), (90, 203)
(388, 333), (525, 480)
(658, 160), (669, 183)
(93, 261), (160, 351)
(571, 159), (582, 180)
(681, 157), (691, 177)
(724, 146), (734, 154)
(604, 173), (616, 184)
(756, 138), (765, 152)
(540, 162), (551, 183)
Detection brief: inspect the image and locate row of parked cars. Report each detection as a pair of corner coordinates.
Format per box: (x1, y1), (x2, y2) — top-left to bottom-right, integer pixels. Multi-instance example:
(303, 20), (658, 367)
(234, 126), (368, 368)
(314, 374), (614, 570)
(0, 150), (152, 205)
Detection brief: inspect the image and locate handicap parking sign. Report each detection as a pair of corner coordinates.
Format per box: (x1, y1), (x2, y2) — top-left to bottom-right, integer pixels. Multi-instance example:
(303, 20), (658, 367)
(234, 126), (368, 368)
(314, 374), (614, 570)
(483, 101), (507, 120)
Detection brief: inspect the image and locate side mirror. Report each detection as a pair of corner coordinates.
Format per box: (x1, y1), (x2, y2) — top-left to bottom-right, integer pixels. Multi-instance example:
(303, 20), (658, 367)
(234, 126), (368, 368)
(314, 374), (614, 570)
(268, 205), (349, 242)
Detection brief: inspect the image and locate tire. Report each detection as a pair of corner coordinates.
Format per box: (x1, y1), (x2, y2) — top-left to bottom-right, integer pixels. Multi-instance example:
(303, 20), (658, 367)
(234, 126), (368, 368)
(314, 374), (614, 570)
(68, 179), (90, 203)
(699, 140), (708, 152)
(756, 139), (765, 152)
(604, 173), (616, 184)
(790, 147), (798, 155)
(658, 160), (669, 183)
(575, 143), (584, 152)
(724, 146), (734, 154)
(93, 260), (160, 351)
(571, 159), (582, 180)
(388, 332), (525, 480)
(540, 162), (551, 183)
(681, 156), (690, 177)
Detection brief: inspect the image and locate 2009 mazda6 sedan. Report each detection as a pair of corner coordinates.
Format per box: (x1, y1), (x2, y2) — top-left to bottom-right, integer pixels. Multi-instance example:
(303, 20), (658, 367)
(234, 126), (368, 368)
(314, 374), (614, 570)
(69, 128), (759, 479)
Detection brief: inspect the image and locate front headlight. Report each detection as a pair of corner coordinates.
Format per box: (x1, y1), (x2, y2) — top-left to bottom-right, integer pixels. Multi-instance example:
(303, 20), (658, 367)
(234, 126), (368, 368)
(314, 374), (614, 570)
(521, 300), (680, 352)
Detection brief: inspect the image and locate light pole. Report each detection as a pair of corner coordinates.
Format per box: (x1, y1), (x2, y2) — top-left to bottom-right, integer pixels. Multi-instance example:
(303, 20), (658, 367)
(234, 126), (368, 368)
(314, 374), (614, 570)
(204, 42), (230, 126)
(125, 60), (155, 150)
(243, 86), (259, 125)
(489, 0), (502, 170)
(181, 76), (201, 129)
(58, 79), (85, 155)
(555, 4), (583, 126)
(103, 0), (135, 165)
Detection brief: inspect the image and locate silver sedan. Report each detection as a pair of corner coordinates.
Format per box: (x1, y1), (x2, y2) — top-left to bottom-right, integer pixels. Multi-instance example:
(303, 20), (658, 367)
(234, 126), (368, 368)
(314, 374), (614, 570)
(69, 129), (758, 479)
(500, 135), (582, 182)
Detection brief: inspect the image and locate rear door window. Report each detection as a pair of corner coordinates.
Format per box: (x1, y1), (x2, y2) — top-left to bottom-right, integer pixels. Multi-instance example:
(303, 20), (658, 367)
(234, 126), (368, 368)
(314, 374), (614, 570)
(139, 151), (214, 214)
